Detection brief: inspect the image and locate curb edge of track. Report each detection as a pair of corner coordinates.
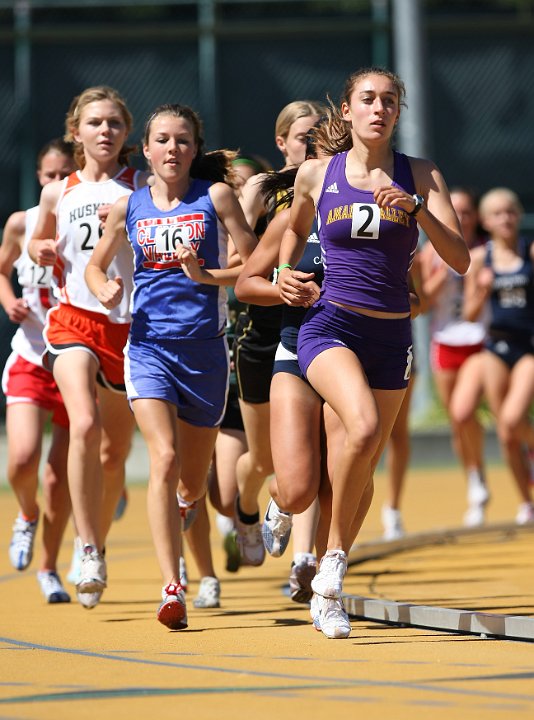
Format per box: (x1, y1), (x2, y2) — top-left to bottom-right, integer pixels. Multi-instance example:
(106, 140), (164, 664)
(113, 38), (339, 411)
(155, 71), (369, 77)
(344, 521), (534, 642)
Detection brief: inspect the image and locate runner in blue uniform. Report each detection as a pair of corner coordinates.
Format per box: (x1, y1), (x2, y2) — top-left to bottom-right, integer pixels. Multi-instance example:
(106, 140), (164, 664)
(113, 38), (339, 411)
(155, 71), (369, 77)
(86, 103), (256, 630)
(464, 187), (534, 525)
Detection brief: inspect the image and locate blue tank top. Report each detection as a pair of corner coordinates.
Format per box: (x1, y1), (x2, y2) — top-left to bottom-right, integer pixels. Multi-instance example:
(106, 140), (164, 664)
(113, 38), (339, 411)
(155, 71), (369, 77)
(281, 219), (323, 347)
(485, 237), (534, 335)
(317, 151), (419, 313)
(126, 180), (227, 340)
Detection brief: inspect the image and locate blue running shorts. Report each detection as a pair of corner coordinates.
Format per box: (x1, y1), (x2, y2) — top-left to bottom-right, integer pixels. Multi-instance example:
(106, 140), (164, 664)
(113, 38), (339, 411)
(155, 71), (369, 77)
(125, 335), (229, 427)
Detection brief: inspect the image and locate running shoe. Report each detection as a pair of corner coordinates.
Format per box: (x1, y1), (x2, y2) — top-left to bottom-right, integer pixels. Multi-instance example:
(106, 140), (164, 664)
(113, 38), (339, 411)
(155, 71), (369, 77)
(177, 494), (198, 531)
(76, 544), (107, 609)
(262, 498), (293, 557)
(67, 536), (83, 585)
(314, 593), (351, 639)
(381, 505), (405, 541)
(463, 504), (486, 528)
(9, 513), (38, 571)
(467, 473), (490, 507)
(234, 503), (265, 567)
(193, 576), (221, 608)
(37, 570), (71, 604)
(113, 487), (129, 521)
(289, 555), (317, 604)
(179, 556), (188, 593)
(310, 593), (322, 631)
(516, 502), (534, 525)
(223, 529), (241, 573)
(215, 512), (235, 538)
(158, 582), (188, 629)
(311, 549), (347, 599)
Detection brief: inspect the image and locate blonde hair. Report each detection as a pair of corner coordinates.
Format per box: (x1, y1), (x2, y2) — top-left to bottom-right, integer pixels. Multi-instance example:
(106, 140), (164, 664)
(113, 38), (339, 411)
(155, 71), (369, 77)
(479, 187), (523, 219)
(64, 86), (135, 169)
(274, 100), (326, 141)
(314, 67), (406, 156)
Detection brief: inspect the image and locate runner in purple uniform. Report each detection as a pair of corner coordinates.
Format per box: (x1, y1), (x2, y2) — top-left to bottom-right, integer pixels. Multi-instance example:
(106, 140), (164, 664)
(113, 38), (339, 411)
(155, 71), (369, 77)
(276, 67), (469, 638)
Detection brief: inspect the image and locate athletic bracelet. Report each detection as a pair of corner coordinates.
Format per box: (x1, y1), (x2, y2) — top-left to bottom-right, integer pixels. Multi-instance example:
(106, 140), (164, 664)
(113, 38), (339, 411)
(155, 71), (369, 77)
(272, 263), (292, 285)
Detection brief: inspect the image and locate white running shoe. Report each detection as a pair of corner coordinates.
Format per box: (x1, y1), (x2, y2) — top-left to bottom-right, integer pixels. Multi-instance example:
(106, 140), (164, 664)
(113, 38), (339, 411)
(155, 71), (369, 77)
(179, 556), (188, 593)
(76, 544), (107, 608)
(516, 502), (534, 525)
(234, 498), (265, 567)
(193, 576), (221, 608)
(467, 474), (490, 507)
(381, 505), (405, 541)
(67, 536), (83, 585)
(289, 555), (317, 604)
(9, 513), (39, 571)
(158, 582), (188, 629)
(262, 499), (293, 557)
(310, 593), (321, 631)
(463, 504), (486, 528)
(314, 593), (351, 639)
(311, 549), (347, 599)
(37, 571), (71, 604)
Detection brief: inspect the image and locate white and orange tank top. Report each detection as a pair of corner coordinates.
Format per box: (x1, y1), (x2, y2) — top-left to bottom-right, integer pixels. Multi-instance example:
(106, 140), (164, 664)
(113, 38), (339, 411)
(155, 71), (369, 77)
(53, 167), (141, 323)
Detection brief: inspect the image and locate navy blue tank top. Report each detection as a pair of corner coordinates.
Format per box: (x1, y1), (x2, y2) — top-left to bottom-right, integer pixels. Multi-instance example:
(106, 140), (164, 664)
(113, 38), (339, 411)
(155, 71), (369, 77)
(280, 219), (323, 350)
(485, 237), (534, 336)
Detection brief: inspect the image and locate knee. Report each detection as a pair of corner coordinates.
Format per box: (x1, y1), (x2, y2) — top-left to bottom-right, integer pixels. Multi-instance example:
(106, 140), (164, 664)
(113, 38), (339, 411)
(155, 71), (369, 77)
(276, 482), (316, 514)
(8, 446), (40, 477)
(344, 420), (381, 461)
(69, 413), (101, 449)
(239, 449), (274, 481)
(497, 417), (521, 447)
(150, 447), (179, 486)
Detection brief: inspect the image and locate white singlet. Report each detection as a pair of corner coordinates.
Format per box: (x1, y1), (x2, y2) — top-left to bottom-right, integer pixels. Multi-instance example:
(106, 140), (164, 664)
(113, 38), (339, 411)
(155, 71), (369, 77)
(11, 206), (56, 366)
(431, 264), (488, 347)
(53, 167), (141, 324)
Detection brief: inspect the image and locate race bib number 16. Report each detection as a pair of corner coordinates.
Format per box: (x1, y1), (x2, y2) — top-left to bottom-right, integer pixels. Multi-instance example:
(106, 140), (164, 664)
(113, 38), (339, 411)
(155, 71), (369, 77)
(351, 203), (380, 240)
(154, 224), (185, 254)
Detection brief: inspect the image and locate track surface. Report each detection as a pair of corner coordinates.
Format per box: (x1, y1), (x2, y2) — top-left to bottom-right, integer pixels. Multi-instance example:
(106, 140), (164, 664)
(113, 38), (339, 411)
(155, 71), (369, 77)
(1, 459), (533, 719)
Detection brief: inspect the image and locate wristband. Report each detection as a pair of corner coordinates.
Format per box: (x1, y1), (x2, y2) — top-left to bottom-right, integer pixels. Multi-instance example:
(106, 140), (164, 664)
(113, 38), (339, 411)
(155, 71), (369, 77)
(272, 263), (292, 285)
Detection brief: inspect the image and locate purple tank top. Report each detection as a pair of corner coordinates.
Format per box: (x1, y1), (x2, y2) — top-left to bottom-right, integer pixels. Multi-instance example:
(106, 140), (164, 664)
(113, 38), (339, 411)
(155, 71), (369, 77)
(317, 150), (419, 313)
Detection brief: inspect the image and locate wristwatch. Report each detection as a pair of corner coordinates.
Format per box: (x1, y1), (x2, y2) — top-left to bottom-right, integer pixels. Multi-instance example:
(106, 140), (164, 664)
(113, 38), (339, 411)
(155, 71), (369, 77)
(408, 193), (424, 216)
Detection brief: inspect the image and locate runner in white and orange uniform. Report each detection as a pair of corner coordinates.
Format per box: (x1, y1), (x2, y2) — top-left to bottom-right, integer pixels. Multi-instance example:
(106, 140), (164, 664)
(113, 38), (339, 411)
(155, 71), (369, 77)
(0, 139), (75, 603)
(421, 187), (490, 527)
(29, 86), (146, 610)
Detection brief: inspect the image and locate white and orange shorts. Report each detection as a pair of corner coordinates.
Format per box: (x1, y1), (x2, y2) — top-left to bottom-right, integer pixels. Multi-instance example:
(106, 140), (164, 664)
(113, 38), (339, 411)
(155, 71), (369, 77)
(43, 303), (130, 393)
(430, 340), (484, 372)
(2, 352), (69, 428)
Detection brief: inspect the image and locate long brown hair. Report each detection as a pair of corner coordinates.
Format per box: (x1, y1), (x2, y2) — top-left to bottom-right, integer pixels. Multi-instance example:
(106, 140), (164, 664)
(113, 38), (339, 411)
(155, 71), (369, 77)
(314, 67), (406, 156)
(144, 103), (238, 187)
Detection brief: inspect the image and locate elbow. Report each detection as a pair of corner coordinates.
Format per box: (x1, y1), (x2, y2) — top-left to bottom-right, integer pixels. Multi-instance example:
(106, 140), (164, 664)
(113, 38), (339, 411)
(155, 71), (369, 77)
(234, 278), (248, 303)
(454, 251), (471, 277)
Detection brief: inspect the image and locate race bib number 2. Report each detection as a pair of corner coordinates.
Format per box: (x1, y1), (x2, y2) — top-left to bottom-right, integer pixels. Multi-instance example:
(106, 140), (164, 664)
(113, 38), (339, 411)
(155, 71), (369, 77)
(351, 203), (380, 240)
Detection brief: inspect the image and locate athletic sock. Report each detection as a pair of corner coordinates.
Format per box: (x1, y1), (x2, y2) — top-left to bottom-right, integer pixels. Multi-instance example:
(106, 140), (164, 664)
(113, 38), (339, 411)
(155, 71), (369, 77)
(236, 497), (260, 525)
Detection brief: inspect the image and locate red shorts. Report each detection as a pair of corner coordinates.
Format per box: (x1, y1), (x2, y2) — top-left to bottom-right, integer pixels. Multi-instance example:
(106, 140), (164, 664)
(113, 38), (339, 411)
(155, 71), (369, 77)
(431, 340), (484, 372)
(44, 303), (130, 392)
(2, 353), (69, 428)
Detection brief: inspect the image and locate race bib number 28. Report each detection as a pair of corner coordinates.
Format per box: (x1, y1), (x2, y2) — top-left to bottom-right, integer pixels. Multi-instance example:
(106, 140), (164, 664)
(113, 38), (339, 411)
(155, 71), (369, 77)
(350, 203), (380, 240)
